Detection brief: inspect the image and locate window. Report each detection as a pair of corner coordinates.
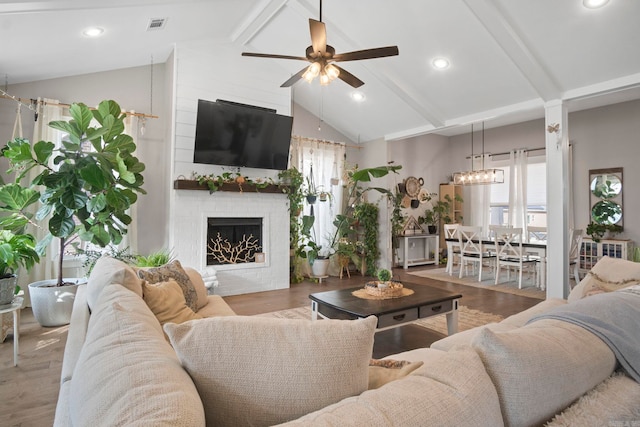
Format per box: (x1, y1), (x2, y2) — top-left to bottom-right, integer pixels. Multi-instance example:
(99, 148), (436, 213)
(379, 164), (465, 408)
(489, 157), (547, 227)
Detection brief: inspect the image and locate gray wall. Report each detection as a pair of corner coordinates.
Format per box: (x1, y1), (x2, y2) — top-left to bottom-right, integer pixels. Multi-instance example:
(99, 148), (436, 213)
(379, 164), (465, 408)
(0, 65), (169, 255)
(354, 99), (640, 248)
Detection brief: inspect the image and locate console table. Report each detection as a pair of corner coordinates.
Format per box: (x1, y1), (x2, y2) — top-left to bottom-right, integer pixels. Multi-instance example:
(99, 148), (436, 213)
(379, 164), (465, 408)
(396, 234), (439, 269)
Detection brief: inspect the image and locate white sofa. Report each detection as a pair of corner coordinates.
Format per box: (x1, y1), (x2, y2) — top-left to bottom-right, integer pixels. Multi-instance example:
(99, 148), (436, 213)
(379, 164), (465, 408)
(54, 256), (640, 427)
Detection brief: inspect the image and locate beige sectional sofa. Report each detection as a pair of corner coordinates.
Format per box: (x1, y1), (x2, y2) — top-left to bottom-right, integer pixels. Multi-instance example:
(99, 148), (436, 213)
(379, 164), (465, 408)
(54, 256), (640, 426)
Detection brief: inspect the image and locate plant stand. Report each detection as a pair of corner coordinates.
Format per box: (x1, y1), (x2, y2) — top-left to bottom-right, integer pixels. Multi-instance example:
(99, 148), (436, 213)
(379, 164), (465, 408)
(338, 255), (351, 279)
(0, 296), (23, 366)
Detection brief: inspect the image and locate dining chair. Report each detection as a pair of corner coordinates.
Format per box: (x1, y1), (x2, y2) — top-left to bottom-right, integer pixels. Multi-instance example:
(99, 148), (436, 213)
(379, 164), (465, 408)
(493, 227), (538, 289)
(568, 228), (583, 289)
(458, 226), (495, 281)
(528, 226), (547, 243)
(444, 223), (461, 276)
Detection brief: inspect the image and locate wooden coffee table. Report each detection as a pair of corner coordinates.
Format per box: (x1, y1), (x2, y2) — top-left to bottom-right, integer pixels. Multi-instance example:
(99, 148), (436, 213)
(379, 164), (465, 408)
(309, 283), (462, 334)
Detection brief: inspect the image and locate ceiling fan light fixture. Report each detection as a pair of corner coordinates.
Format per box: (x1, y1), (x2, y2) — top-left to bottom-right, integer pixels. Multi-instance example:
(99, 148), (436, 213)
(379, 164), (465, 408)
(325, 63), (340, 80)
(302, 62), (321, 83)
(319, 73), (331, 86)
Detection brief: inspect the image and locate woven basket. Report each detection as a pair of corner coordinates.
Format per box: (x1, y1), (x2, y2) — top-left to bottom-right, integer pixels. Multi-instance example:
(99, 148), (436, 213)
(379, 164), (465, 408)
(364, 281), (404, 297)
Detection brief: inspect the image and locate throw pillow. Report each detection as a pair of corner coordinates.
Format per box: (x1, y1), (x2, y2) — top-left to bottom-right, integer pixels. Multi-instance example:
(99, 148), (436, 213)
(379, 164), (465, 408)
(183, 266), (209, 310)
(368, 358), (424, 389)
(471, 319), (616, 427)
(137, 260), (199, 312)
(569, 256), (640, 302)
(142, 279), (203, 326)
(164, 315), (377, 427)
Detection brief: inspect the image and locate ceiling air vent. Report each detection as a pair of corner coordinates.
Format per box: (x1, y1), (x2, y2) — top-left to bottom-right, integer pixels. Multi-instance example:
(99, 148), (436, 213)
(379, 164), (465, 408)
(147, 18), (167, 31)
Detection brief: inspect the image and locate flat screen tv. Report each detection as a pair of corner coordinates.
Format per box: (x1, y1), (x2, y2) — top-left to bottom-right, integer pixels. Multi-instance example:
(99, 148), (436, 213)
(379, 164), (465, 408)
(193, 99), (293, 170)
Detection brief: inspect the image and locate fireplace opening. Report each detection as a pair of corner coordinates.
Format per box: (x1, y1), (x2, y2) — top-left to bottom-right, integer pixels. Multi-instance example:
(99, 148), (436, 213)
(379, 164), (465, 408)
(206, 217), (263, 265)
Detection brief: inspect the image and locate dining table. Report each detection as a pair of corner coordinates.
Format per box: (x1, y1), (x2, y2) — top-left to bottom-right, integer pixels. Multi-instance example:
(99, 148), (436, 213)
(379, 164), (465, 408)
(445, 238), (548, 290)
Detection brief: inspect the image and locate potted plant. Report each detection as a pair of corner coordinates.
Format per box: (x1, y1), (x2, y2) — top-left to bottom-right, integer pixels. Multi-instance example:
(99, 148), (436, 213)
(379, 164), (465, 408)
(418, 193), (462, 234)
(278, 167), (305, 282)
(0, 230), (39, 305)
(328, 163), (402, 275)
(0, 183), (42, 305)
(304, 171), (318, 205)
(585, 222), (623, 243)
(3, 100), (146, 326)
(296, 215), (331, 277)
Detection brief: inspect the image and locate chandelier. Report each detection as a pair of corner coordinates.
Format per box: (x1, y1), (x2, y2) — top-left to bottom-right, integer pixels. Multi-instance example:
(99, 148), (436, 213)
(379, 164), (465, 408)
(453, 122), (504, 185)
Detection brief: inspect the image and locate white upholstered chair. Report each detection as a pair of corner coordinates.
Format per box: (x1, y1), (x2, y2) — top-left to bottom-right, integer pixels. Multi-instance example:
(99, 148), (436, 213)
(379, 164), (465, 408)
(458, 226), (495, 281)
(493, 227), (538, 289)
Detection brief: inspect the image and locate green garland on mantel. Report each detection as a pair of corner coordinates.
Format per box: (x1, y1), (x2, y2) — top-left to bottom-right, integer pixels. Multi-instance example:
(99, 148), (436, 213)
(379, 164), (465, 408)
(174, 172), (289, 194)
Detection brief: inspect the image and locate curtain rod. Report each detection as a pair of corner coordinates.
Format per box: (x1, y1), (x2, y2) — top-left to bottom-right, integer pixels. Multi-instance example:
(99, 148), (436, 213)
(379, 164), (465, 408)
(0, 90), (158, 119)
(291, 134), (362, 149)
(465, 146), (545, 159)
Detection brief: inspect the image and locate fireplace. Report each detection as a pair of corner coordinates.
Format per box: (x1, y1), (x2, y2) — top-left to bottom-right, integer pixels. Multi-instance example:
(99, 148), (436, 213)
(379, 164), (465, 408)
(206, 217), (262, 265)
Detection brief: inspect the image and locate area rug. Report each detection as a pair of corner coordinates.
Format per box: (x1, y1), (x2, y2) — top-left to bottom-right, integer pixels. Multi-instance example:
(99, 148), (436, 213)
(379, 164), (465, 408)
(258, 305), (504, 336)
(407, 267), (546, 300)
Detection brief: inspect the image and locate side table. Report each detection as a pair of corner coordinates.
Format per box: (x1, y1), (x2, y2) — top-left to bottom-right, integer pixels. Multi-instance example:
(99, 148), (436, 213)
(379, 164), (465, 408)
(0, 296), (23, 366)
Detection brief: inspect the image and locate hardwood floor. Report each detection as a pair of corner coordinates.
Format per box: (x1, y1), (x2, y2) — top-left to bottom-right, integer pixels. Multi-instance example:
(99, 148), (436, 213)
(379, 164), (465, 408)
(224, 266), (541, 358)
(0, 265), (541, 426)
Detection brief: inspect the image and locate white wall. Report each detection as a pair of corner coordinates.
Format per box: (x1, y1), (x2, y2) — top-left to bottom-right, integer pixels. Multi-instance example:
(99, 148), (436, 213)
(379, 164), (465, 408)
(170, 40), (293, 295)
(292, 102), (355, 144)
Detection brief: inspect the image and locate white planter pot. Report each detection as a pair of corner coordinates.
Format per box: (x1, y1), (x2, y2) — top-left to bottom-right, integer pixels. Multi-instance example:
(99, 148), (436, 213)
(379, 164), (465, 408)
(29, 279), (85, 327)
(311, 258), (330, 277)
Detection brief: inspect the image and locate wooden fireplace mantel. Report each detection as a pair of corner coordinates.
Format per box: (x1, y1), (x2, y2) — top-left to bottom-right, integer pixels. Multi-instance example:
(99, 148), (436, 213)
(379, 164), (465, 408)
(173, 179), (287, 194)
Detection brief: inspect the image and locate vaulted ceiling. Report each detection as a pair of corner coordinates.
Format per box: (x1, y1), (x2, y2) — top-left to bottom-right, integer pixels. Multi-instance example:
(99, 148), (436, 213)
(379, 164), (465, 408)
(3, 0), (640, 142)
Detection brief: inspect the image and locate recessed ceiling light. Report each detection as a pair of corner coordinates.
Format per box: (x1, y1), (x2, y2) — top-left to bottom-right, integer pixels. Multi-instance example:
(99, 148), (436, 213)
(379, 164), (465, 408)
(82, 27), (104, 37)
(583, 0), (610, 9)
(432, 57), (450, 70)
(351, 92), (366, 102)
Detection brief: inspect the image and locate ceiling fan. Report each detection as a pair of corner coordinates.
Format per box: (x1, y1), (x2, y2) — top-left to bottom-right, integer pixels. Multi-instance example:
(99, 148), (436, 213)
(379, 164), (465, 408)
(241, 0), (399, 88)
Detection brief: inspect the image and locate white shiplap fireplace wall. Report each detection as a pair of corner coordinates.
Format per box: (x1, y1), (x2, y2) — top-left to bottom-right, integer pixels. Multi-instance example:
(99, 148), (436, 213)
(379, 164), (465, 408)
(169, 41), (292, 296)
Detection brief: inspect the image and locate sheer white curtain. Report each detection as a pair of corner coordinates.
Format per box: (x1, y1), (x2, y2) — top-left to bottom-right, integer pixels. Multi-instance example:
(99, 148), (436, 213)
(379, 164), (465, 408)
(469, 154), (491, 237)
(18, 99), (63, 303)
(121, 111), (140, 253)
(509, 149), (528, 232)
(290, 136), (345, 254)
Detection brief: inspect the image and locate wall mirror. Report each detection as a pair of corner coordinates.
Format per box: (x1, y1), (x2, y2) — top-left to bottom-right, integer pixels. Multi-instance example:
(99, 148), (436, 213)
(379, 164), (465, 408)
(589, 167), (623, 226)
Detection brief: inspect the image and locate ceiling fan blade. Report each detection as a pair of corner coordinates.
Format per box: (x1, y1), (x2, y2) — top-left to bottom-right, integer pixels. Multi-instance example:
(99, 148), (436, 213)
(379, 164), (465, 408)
(309, 19), (327, 55)
(280, 67), (308, 88)
(333, 65), (364, 88)
(333, 46), (399, 62)
(242, 52), (308, 61)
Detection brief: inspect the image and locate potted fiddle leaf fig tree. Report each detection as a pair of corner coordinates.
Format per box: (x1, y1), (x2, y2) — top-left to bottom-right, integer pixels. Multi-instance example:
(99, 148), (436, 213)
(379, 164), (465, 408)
(3, 100), (146, 326)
